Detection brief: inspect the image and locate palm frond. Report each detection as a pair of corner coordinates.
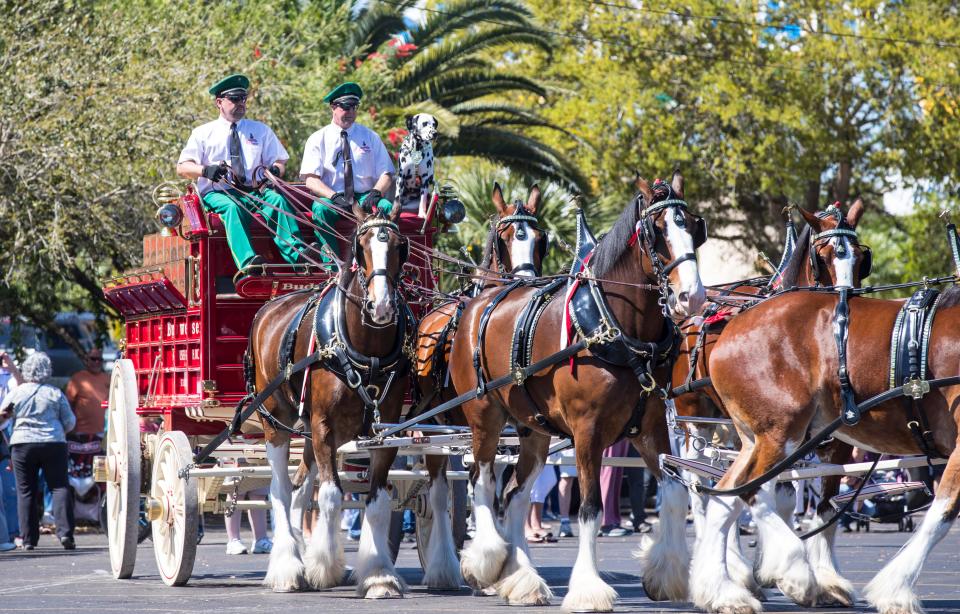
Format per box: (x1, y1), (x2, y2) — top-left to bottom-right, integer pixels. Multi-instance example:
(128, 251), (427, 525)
(436, 126), (589, 195)
(345, 0), (417, 55)
(394, 25), (552, 92)
(411, 0), (534, 48)
(452, 102), (595, 149)
(399, 71), (547, 107)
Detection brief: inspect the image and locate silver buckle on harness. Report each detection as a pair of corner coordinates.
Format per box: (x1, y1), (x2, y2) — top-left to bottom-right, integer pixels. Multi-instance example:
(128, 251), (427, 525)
(902, 378), (930, 400)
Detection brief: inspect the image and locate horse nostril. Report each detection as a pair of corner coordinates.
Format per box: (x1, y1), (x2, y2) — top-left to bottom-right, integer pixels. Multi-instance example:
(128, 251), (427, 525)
(678, 291), (689, 303)
(365, 300), (375, 313)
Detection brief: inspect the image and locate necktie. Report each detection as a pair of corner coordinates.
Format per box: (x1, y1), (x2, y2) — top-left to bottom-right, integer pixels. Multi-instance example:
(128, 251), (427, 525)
(229, 123), (248, 186)
(340, 129), (354, 203)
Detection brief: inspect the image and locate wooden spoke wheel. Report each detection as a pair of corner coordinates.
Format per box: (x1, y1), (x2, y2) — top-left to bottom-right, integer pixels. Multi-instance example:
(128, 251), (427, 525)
(414, 477), (468, 571)
(150, 431), (199, 586)
(104, 359), (142, 579)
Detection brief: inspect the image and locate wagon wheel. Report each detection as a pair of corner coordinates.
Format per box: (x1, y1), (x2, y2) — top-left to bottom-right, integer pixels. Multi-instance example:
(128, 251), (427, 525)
(103, 359), (142, 579)
(149, 431), (199, 586)
(415, 477), (468, 572)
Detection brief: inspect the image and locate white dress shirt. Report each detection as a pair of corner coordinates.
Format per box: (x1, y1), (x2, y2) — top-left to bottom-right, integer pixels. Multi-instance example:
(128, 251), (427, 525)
(300, 122), (395, 194)
(178, 117), (288, 195)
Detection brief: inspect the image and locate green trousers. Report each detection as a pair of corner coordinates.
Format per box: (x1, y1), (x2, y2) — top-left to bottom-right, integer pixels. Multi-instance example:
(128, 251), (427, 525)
(311, 191), (395, 260)
(202, 187), (305, 269)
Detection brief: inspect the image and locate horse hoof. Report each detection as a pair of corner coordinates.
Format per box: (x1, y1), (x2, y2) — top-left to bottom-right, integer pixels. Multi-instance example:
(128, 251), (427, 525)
(358, 573), (406, 599)
(561, 576), (617, 612)
(496, 564), (553, 606)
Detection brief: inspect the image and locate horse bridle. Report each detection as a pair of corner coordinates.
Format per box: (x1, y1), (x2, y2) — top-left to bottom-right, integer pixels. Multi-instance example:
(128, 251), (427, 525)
(351, 216), (409, 320)
(809, 207), (872, 283)
(494, 203), (547, 276)
(635, 195), (707, 315)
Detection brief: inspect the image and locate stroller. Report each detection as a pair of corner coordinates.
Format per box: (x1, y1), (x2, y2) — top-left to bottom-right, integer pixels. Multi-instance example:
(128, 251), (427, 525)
(67, 433), (105, 525)
(839, 462), (934, 533)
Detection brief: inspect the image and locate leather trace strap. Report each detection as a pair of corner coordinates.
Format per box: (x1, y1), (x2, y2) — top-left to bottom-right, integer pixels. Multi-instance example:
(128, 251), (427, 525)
(833, 288), (859, 426)
(694, 373), (960, 498)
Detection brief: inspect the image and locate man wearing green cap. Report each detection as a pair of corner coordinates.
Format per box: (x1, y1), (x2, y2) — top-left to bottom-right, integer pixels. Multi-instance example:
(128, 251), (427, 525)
(177, 74), (312, 274)
(300, 82), (396, 257)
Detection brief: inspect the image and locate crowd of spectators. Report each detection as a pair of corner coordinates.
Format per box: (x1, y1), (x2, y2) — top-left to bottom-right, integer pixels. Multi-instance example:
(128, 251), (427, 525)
(0, 348), (109, 551)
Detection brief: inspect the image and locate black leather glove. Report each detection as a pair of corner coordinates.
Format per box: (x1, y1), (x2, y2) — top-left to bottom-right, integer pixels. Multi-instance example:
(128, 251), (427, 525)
(330, 192), (353, 211)
(202, 162), (227, 181)
(363, 189), (383, 213)
(268, 164), (282, 178)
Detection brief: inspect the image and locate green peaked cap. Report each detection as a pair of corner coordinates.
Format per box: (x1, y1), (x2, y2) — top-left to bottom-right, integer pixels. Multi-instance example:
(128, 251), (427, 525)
(209, 74), (250, 97)
(323, 82), (363, 104)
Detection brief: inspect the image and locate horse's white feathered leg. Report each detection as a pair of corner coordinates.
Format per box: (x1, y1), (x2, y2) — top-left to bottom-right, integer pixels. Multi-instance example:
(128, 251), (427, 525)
(421, 474), (462, 590)
(865, 497), (953, 614)
(460, 462), (508, 589)
(352, 488), (407, 598)
(635, 478), (690, 601)
(690, 494), (762, 613)
(302, 481), (346, 589)
(263, 441), (306, 592)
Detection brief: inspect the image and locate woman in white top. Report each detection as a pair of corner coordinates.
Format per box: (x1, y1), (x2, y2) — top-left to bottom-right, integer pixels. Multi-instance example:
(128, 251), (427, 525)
(0, 352), (76, 550)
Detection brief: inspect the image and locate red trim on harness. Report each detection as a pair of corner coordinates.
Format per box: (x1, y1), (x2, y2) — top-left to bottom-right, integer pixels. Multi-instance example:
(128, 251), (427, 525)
(703, 308), (734, 326)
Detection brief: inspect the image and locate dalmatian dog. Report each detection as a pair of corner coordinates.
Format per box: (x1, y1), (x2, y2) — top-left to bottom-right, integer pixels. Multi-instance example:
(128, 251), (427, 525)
(396, 113), (438, 217)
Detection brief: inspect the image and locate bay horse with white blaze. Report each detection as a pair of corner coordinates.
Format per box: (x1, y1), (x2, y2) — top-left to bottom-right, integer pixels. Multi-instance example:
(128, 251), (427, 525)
(692, 283), (960, 614)
(413, 183), (549, 589)
(672, 200), (870, 600)
(249, 203), (413, 597)
(450, 173), (706, 611)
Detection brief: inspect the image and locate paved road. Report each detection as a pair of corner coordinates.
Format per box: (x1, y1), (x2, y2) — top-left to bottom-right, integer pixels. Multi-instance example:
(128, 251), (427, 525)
(1, 519), (958, 613)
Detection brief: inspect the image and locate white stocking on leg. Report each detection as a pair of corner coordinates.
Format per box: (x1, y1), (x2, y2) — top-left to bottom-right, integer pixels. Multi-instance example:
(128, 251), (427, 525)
(263, 442), (306, 592)
(422, 475), (462, 589)
(562, 513), (617, 612)
(804, 511), (855, 606)
(353, 488), (407, 598)
(495, 468), (552, 606)
(303, 481), (346, 589)
(635, 479), (690, 601)
(865, 497), (954, 614)
(690, 495), (761, 613)
(460, 462), (508, 590)
(750, 482), (817, 606)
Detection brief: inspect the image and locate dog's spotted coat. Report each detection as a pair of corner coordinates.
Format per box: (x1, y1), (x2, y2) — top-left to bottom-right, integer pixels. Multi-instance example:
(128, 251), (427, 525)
(396, 113), (438, 211)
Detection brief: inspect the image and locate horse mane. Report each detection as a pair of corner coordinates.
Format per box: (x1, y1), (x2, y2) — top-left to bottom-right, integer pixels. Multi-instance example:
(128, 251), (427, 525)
(937, 284), (960, 309)
(778, 224), (812, 289)
(478, 219), (497, 269)
(589, 195), (642, 278)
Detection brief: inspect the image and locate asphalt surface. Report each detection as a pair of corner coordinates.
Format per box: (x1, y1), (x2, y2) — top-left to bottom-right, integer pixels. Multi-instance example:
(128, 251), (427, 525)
(1, 517), (958, 614)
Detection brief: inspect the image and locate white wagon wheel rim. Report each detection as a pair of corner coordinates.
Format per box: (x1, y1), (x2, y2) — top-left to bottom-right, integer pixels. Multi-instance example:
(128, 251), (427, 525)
(151, 431), (198, 586)
(105, 359), (141, 579)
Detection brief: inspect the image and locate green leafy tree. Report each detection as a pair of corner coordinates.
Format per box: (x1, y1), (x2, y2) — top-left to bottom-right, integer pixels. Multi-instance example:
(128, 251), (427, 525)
(0, 0), (349, 350)
(342, 0), (590, 193)
(514, 0), (960, 264)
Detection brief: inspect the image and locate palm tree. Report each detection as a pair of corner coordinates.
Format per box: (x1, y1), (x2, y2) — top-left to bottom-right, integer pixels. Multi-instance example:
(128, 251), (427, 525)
(345, 0), (591, 194)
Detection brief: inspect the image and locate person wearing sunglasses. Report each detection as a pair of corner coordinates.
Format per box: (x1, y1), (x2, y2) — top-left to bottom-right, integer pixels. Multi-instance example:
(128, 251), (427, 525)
(300, 82), (396, 259)
(177, 74), (312, 276)
(65, 349), (109, 438)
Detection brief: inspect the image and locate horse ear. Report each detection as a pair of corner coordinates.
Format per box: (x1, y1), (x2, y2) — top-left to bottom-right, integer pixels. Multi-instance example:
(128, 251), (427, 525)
(353, 201), (367, 222)
(493, 182), (508, 215)
(636, 176), (653, 206)
(633, 170), (643, 190)
(526, 184), (541, 215)
(798, 206), (823, 233)
(388, 199), (402, 223)
(846, 197), (865, 228)
(671, 169), (684, 198)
